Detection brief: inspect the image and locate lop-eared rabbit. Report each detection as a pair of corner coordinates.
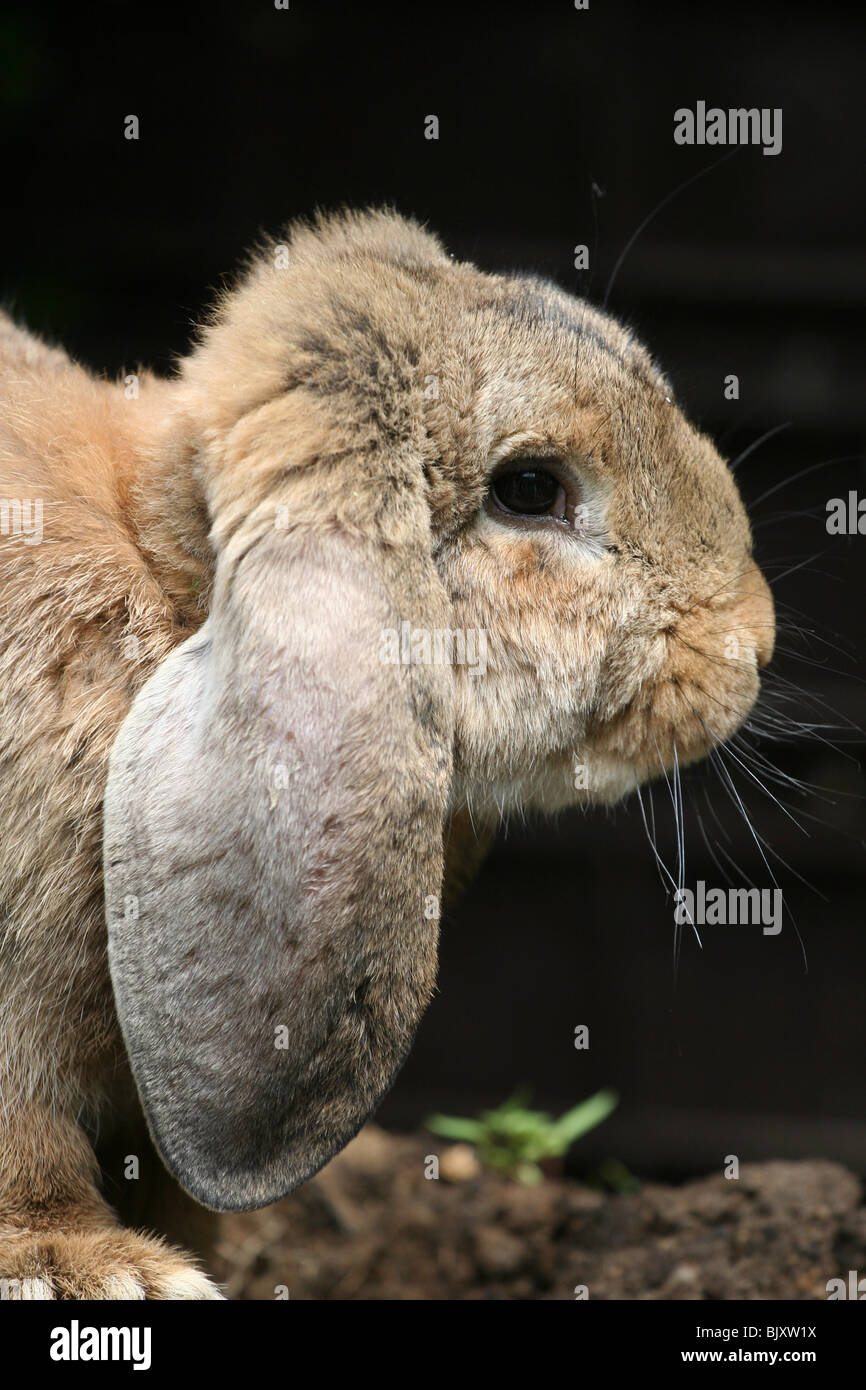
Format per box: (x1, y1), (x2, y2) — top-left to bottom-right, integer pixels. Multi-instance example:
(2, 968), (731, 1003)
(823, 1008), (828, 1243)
(0, 210), (773, 1298)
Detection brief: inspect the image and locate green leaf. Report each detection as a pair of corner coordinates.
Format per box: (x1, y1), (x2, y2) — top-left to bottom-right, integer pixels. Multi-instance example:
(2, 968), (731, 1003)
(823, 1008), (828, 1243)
(548, 1090), (618, 1150)
(596, 1157), (640, 1194)
(425, 1114), (485, 1143)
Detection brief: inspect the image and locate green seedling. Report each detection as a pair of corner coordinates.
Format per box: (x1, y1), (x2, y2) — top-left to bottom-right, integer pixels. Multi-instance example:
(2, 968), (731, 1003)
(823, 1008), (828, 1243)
(594, 1156), (641, 1194)
(426, 1087), (618, 1185)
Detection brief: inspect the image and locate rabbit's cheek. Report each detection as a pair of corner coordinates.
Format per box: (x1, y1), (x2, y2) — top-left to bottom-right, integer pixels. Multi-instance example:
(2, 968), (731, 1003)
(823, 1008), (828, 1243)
(447, 639), (621, 816)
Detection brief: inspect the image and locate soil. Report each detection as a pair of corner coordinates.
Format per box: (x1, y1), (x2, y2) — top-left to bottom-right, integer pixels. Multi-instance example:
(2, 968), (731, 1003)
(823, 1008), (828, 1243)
(210, 1125), (866, 1300)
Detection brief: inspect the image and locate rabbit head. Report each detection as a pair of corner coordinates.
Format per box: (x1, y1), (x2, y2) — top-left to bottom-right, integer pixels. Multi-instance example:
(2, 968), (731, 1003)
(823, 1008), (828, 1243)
(103, 209), (774, 1212)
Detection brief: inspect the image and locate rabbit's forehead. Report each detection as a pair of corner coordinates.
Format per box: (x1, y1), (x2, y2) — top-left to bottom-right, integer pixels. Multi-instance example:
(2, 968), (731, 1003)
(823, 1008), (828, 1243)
(444, 275), (674, 450)
(421, 273), (692, 506)
(471, 275), (664, 382)
(477, 275), (661, 367)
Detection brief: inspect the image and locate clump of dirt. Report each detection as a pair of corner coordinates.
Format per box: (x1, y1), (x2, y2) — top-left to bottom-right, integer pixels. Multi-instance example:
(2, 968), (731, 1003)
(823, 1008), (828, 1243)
(212, 1125), (866, 1300)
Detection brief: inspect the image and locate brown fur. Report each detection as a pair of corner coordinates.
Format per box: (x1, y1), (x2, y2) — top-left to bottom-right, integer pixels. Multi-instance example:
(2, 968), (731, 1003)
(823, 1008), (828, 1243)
(0, 208), (773, 1297)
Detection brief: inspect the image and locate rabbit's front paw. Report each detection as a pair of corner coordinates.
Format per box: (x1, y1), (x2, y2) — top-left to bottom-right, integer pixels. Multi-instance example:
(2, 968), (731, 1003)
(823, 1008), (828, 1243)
(0, 1226), (225, 1300)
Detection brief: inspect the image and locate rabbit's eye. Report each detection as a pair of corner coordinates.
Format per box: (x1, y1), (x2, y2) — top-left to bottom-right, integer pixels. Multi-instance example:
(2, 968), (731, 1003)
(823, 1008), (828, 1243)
(490, 467), (566, 519)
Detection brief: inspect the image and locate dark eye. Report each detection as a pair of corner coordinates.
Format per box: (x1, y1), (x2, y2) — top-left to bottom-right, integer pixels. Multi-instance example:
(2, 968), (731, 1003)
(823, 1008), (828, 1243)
(491, 467), (566, 518)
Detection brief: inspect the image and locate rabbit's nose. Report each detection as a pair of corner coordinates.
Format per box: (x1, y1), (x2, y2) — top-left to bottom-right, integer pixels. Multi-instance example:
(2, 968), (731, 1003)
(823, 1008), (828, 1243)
(741, 560), (775, 668)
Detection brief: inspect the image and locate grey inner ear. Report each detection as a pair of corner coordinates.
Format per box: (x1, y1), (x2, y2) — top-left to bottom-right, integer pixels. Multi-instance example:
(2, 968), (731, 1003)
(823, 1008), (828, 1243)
(104, 534), (452, 1212)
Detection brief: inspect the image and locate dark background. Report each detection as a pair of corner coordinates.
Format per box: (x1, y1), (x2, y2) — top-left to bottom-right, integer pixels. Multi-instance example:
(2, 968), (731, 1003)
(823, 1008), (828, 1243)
(3, 1), (864, 1178)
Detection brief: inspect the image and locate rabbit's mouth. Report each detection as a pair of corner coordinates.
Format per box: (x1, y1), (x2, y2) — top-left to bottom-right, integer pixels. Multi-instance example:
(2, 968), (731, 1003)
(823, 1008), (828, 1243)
(579, 559), (775, 797)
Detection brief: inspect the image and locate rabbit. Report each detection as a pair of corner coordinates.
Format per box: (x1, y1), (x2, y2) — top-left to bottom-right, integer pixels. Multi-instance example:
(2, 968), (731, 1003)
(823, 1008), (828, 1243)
(0, 207), (774, 1299)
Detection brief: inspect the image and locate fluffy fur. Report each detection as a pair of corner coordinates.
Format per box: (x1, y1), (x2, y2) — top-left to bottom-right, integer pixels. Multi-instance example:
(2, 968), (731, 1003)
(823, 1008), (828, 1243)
(0, 208), (774, 1297)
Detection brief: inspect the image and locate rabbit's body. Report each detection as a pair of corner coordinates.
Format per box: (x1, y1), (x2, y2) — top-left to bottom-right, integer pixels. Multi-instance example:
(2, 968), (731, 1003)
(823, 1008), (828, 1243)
(0, 325), (177, 1111)
(0, 323), (228, 1295)
(0, 210), (773, 1298)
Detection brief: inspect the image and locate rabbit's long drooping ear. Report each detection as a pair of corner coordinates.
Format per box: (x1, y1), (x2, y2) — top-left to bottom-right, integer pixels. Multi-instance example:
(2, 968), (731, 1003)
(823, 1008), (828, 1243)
(103, 215), (455, 1211)
(104, 523), (452, 1212)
